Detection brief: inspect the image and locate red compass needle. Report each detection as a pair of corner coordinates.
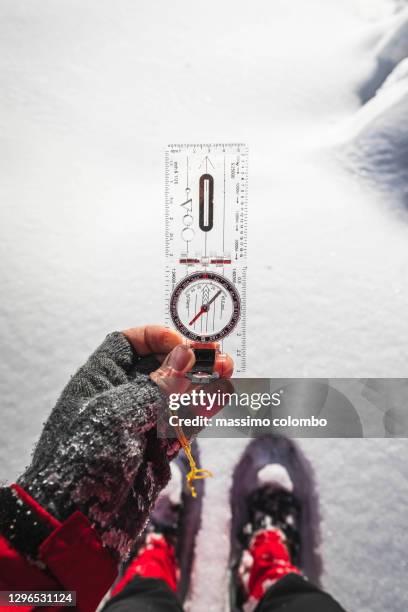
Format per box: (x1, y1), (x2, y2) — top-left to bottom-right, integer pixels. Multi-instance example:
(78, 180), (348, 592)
(189, 289), (222, 325)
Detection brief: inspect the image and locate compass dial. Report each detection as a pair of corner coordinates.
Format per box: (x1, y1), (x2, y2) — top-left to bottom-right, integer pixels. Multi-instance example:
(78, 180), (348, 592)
(170, 271), (241, 342)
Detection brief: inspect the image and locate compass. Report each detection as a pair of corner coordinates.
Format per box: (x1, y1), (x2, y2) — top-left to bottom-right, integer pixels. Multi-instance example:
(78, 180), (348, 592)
(170, 271), (241, 343)
(165, 143), (248, 374)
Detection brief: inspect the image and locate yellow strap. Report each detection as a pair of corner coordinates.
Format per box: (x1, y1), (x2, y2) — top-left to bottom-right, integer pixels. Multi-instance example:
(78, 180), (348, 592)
(174, 423), (213, 497)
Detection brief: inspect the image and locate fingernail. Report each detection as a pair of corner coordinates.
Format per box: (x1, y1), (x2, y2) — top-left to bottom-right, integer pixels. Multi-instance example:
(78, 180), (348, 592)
(166, 345), (192, 371)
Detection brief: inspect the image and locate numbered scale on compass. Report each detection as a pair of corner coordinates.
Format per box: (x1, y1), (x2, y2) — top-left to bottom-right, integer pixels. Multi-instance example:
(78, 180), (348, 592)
(170, 271), (240, 343)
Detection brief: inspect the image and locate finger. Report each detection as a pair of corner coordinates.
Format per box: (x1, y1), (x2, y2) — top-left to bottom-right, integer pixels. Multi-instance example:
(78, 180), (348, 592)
(214, 353), (234, 378)
(150, 344), (196, 396)
(171, 378), (236, 441)
(123, 325), (184, 356)
(156, 349), (234, 378)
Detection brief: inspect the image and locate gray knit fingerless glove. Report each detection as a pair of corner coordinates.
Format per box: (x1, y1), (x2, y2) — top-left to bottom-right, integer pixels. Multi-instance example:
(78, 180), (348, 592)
(18, 332), (171, 560)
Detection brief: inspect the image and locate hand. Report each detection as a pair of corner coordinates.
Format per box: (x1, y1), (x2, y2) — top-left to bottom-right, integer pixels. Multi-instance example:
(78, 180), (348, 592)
(18, 326), (233, 560)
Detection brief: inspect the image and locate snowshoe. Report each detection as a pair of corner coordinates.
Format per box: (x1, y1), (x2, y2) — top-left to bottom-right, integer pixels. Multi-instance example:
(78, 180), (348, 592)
(229, 435), (322, 612)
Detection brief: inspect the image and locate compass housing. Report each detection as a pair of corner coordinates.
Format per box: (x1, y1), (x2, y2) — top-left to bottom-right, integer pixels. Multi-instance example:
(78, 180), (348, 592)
(170, 271), (241, 342)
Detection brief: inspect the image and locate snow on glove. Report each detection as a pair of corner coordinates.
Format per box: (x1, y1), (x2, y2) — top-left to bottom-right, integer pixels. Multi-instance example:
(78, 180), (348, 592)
(17, 329), (195, 560)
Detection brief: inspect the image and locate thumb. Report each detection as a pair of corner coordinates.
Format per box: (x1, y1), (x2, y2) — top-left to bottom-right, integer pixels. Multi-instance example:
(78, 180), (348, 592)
(150, 344), (195, 395)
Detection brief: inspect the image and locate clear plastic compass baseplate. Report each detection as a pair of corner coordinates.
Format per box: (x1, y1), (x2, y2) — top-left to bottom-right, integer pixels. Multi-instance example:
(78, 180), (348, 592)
(165, 143), (248, 380)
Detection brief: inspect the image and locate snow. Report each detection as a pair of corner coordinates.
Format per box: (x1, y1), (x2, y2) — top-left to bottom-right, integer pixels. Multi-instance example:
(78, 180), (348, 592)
(162, 462), (183, 506)
(0, 0), (407, 611)
(256, 464), (293, 492)
(338, 4), (408, 210)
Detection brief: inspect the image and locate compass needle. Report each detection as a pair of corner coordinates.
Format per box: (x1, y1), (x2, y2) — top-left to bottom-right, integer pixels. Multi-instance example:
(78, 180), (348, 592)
(165, 143), (248, 496)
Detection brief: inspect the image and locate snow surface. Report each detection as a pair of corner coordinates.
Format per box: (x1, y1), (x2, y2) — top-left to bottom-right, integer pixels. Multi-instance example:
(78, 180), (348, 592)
(0, 0), (408, 610)
(162, 462), (183, 506)
(256, 463), (293, 492)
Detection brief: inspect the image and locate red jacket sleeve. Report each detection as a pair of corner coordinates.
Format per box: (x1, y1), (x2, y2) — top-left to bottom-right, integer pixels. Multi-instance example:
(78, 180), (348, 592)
(0, 486), (117, 612)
